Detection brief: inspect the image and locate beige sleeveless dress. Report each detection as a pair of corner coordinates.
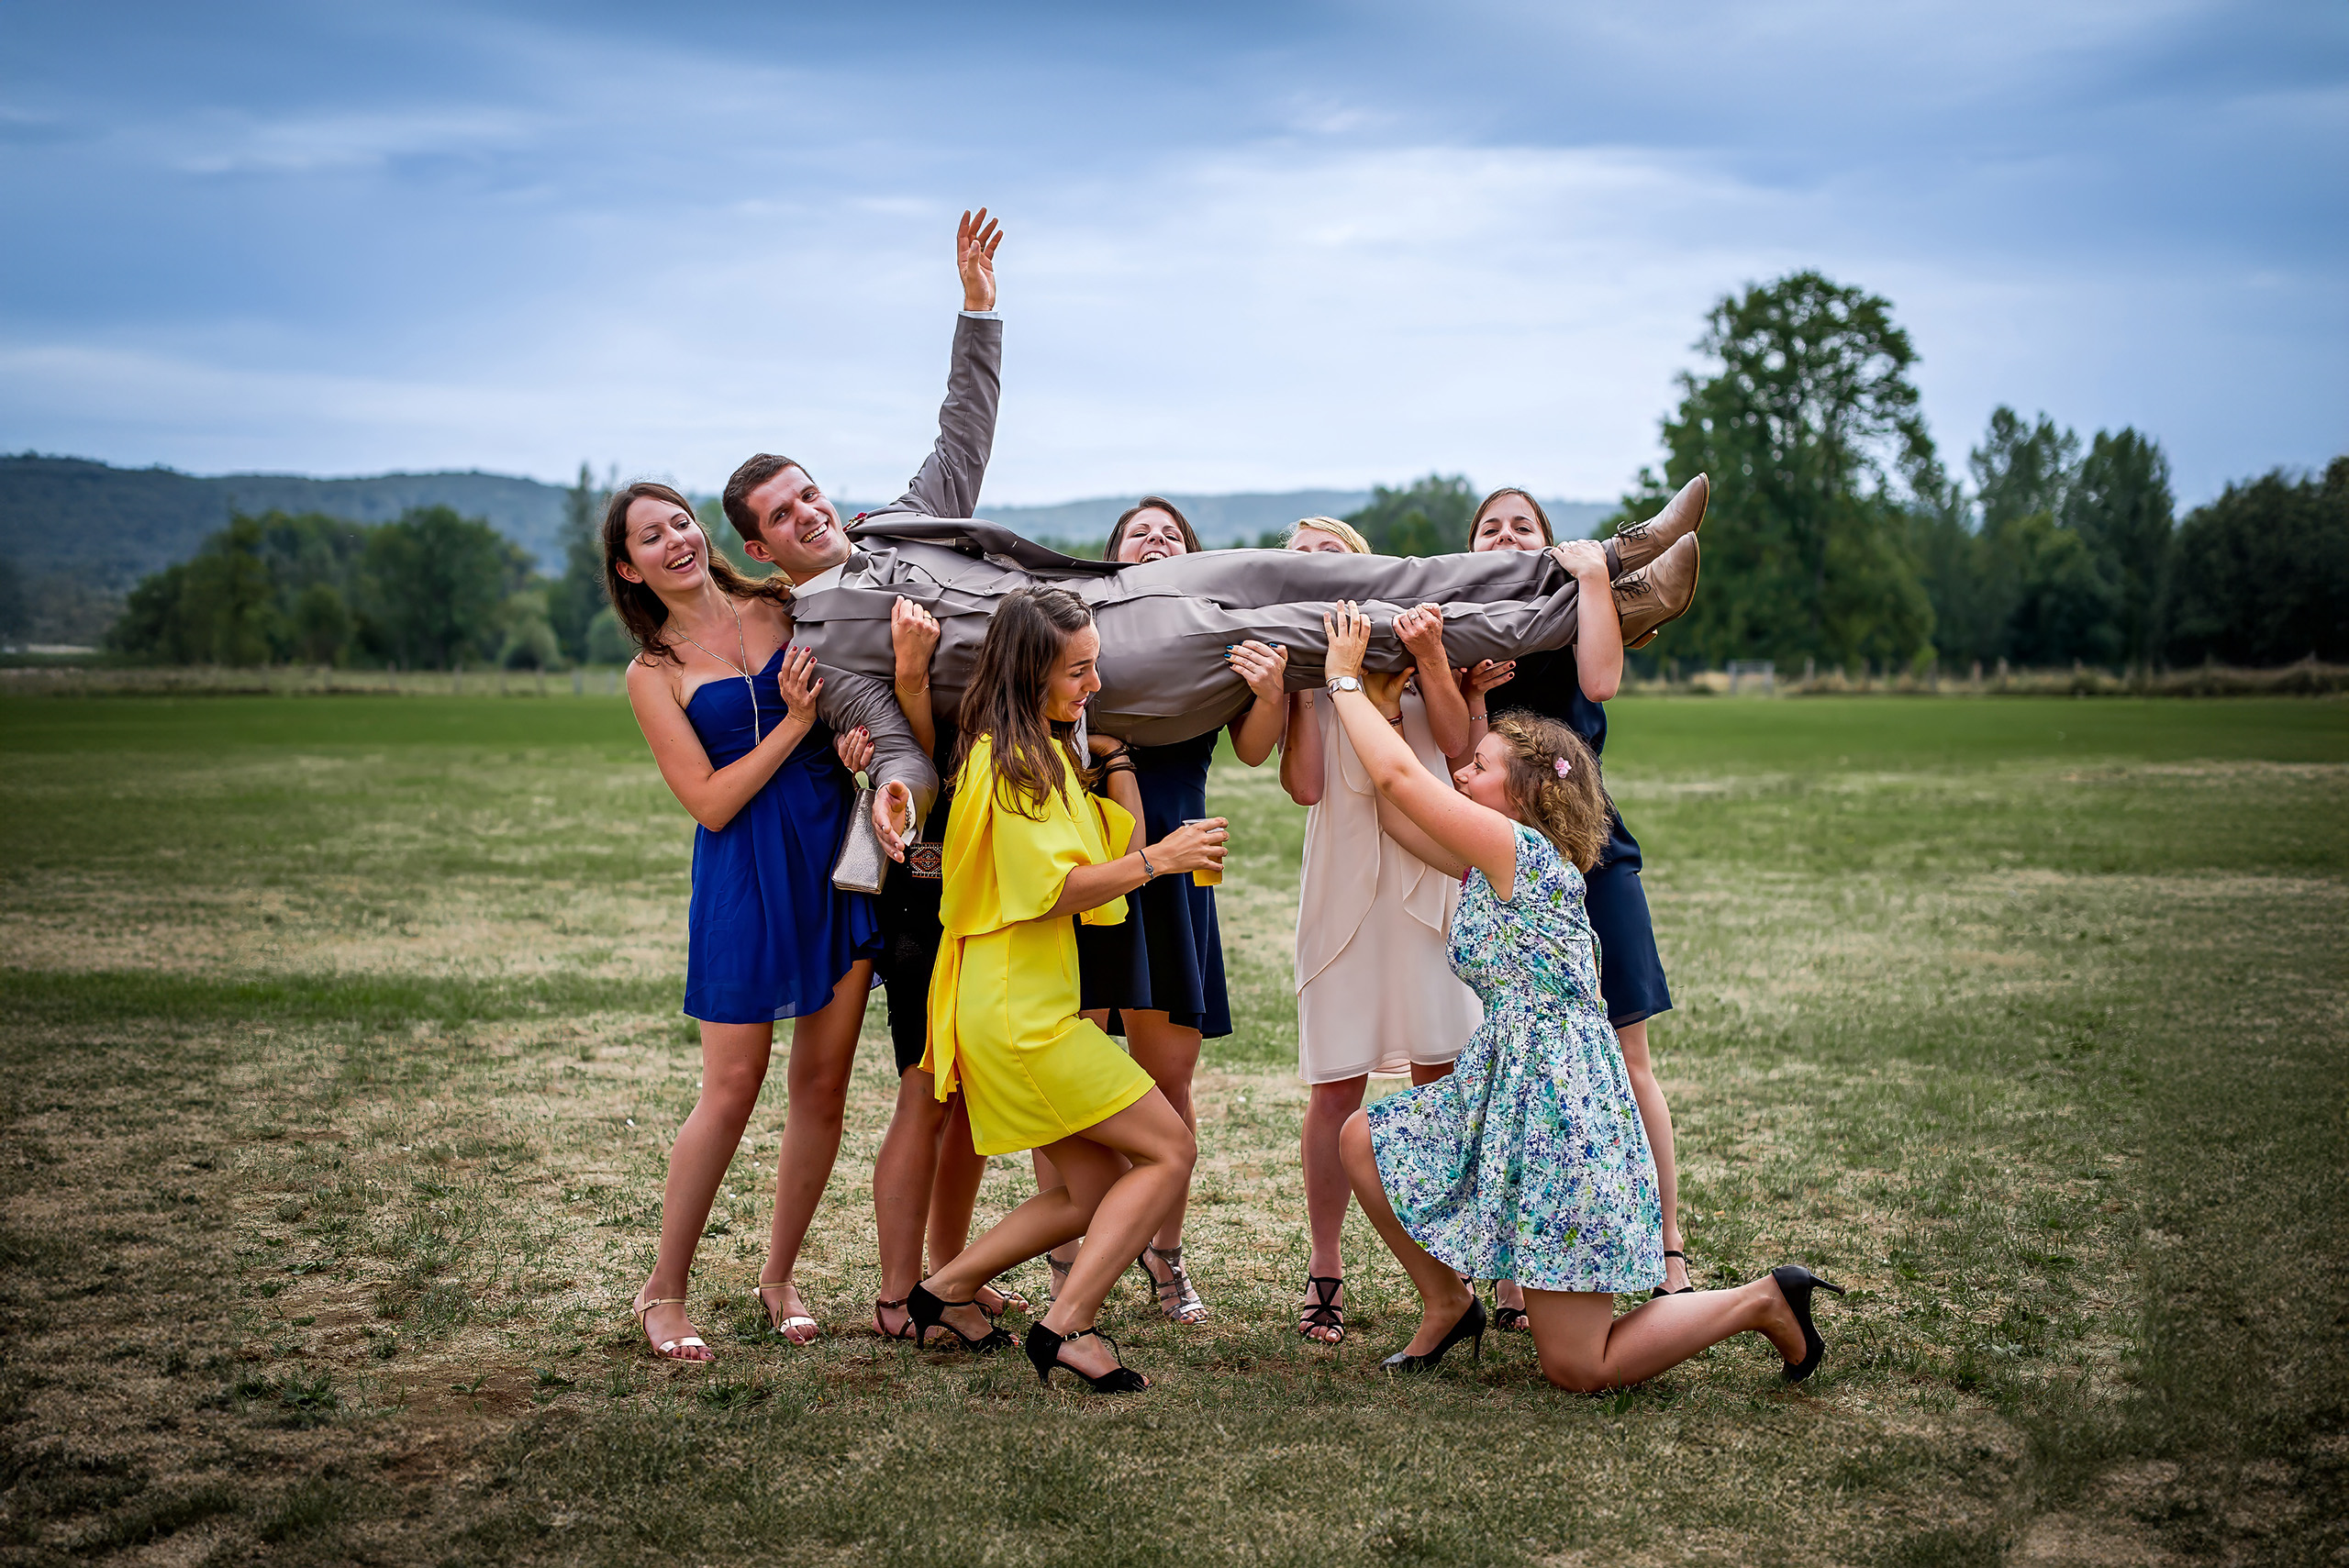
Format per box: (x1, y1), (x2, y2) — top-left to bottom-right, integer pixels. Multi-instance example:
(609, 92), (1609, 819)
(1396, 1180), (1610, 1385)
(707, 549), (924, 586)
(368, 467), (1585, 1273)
(1293, 688), (1484, 1083)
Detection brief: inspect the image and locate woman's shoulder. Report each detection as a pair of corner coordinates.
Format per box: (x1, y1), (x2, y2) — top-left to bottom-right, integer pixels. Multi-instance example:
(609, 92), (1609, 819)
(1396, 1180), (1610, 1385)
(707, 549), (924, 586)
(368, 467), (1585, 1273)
(1509, 822), (1581, 889)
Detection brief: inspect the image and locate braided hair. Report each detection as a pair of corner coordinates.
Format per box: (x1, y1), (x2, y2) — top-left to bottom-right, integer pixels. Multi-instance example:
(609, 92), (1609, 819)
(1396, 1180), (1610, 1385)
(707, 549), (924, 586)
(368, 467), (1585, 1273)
(1486, 714), (1612, 872)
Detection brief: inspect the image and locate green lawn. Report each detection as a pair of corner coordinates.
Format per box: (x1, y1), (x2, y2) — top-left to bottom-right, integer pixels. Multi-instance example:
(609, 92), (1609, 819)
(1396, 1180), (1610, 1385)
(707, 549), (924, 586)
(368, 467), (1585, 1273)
(1, 694), (2343, 1565)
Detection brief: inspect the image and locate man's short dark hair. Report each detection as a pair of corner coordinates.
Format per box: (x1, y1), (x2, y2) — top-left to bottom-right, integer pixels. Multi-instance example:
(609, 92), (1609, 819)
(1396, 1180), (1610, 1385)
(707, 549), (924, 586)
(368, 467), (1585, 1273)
(722, 453), (807, 545)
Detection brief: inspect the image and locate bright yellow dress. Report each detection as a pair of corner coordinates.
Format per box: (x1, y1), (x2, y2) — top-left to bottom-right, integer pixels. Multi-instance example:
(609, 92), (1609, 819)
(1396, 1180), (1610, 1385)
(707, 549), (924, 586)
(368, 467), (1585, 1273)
(923, 734), (1157, 1156)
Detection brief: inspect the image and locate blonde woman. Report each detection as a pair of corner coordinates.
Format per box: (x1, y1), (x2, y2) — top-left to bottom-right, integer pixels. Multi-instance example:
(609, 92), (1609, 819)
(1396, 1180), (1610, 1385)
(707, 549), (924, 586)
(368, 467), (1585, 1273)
(1277, 517), (1480, 1346)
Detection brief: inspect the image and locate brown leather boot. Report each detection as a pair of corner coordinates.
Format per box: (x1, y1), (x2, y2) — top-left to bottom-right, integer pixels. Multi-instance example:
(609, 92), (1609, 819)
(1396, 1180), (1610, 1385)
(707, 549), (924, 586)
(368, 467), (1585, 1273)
(1614, 533), (1700, 650)
(1604, 473), (1709, 578)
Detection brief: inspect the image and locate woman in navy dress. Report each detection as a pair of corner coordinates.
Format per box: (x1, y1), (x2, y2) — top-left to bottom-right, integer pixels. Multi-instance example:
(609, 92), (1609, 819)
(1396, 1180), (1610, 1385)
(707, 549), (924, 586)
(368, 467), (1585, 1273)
(1463, 483), (1707, 1310)
(1044, 497), (1288, 1323)
(607, 481), (882, 1362)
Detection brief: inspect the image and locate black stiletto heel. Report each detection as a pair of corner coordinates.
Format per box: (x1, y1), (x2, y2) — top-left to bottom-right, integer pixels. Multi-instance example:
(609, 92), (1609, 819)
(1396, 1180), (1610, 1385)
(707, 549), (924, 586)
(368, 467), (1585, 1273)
(1653, 1248), (1696, 1298)
(1024, 1320), (1147, 1393)
(1769, 1264), (1844, 1383)
(1381, 1296), (1486, 1374)
(908, 1282), (1013, 1354)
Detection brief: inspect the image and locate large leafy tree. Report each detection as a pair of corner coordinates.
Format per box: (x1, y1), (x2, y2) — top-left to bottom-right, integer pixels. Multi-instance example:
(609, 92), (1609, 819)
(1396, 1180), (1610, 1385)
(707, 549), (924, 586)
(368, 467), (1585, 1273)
(1625, 271), (1937, 669)
(106, 516), (280, 664)
(548, 463), (609, 661)
(1345, 474), (1478, 557)
(1972, 407), (2079, 532)
(360, 506), (533, 670)
(2163, 457), (2349, 667)
(2065, 428), (2175, 670)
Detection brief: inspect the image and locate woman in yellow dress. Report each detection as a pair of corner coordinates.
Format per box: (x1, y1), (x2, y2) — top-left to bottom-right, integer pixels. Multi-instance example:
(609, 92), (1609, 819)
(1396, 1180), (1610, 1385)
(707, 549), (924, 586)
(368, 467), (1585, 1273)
(894, 588), (1225, 1392)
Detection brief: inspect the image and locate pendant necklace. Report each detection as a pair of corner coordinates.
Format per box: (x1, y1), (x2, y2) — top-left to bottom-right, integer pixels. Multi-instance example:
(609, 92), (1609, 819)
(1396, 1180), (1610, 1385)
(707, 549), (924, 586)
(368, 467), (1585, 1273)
(676, 594), (764, 744)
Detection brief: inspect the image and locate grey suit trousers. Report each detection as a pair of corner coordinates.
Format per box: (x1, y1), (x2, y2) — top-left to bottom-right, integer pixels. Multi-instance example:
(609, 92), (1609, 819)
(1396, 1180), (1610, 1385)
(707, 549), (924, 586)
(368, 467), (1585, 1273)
(787, 520), (1584, 747)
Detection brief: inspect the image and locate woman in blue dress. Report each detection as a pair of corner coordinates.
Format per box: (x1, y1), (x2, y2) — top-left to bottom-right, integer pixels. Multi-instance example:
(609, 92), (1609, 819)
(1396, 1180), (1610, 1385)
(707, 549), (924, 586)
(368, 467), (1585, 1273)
(1318, 602), (1843, 1388)
(1041, 497), (1288, 1323)
(607, 482), (882, 1362)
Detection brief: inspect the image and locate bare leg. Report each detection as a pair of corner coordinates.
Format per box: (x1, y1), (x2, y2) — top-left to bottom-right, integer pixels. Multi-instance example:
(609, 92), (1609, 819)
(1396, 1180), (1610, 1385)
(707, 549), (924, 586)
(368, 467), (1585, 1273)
(1617, 1019), (1688, 1291)
(1337, 1108), (1476, 1354)
(1299, 1075), (1366, 1340)
(928, 1095), (1015, 1311)
(927, 1089), (1197, 1381)
(1125, 1009), (1208, 1318)
(1031, 1145), (1078, 1295)
(1038, 1007), (1134, 1292)
(870, 1066), (949, 1340)
(757, 959), (872, 1342)
(1524, 1279), (1806, 1391)
(1123, 1010), (1203, 1249)
(634, 1018), (774, 1359)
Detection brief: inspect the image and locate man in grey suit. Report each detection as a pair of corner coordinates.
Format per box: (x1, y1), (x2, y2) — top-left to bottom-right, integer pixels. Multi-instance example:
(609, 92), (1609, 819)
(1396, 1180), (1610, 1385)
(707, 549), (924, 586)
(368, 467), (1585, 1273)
(728, 215), (1704, 844)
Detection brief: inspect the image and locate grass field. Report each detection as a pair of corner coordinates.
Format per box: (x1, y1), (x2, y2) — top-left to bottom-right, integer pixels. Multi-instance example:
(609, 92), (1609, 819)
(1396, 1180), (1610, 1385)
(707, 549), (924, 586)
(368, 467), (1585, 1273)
(1, 692), (2343, 1566)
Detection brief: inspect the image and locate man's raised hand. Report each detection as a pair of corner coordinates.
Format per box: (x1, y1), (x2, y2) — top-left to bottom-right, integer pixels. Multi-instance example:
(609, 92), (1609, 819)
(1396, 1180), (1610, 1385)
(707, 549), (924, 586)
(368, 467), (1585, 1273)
(958, 208), (1004, 312)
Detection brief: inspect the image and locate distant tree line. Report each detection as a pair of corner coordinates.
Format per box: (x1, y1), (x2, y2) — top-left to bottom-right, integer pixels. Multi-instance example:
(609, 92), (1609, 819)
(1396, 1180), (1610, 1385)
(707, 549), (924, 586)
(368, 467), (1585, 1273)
(108, 464), (635, 670)
(101, 292), (2343, 672)
(110, 506), (554, 669)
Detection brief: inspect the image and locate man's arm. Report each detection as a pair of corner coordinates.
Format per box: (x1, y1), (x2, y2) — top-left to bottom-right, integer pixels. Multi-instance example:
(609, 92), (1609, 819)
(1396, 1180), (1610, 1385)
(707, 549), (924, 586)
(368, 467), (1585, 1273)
(886, 210), (1004, 521)
(816, 666), (939, 826)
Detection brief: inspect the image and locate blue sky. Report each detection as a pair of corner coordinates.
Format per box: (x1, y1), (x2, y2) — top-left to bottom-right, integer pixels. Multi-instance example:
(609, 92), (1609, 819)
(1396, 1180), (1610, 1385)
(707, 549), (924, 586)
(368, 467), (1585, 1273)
(2, 1), (2343, 508)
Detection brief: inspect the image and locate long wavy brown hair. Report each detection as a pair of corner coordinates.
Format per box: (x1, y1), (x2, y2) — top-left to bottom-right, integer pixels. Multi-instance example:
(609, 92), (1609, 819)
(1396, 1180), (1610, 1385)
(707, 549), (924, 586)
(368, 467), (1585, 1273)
(601, 481), (791, 666)
(955, 587), (1097, 818)
(1489, 713), (1612, 871)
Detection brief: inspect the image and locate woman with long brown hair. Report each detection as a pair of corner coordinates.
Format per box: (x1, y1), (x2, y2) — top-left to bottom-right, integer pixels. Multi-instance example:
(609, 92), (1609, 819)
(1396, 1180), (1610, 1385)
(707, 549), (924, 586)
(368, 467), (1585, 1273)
(606, 481), (881, 1361)
(901, 587), (1223, 1391)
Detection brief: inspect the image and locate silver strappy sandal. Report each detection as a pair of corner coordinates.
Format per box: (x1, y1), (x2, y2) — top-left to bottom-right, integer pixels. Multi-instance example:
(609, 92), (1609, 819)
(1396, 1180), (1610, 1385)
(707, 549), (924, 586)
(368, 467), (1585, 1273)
(1133, 1244), (1208, 1325)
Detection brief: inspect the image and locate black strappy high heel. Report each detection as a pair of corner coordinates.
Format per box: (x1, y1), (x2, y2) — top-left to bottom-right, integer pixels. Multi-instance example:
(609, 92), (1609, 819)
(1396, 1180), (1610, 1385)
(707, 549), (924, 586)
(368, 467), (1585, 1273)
(1653, 1248), (1696, 1298)
(907, 1282), (1013, 1354)
(1381, 1296), (1486, 1374)
(1025, 1320), (1147, 1393)
(1297, 1275), (1346, 1343)
(1769, 1264), (1844, 1383)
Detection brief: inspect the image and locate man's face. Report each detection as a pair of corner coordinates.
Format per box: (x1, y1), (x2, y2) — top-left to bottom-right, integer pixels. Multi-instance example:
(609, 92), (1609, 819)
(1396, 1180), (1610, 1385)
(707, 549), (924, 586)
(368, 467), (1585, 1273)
(741, 464), (851, 582)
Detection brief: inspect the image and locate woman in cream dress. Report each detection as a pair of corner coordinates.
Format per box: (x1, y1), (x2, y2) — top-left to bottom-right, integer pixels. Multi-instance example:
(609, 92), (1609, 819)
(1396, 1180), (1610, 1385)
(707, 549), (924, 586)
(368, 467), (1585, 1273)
(1277, 517), (1482, 1346)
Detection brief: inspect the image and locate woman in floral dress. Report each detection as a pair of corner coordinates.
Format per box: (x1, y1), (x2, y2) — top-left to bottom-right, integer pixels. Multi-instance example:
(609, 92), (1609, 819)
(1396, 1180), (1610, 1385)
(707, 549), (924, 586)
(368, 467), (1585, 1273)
(1319, 600), (1845, 1388)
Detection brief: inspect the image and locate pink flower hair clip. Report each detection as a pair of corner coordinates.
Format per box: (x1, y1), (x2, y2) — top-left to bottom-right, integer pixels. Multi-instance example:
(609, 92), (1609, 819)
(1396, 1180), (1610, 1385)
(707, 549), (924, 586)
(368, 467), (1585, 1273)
(1553, 756), (1573, 777)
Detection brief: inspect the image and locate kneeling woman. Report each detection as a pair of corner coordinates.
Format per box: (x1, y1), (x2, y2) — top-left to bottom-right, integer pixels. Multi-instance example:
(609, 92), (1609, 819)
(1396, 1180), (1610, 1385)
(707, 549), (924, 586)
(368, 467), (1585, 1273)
(909, 588), (1224, 1391)
(1319, 603), (1842, 1389)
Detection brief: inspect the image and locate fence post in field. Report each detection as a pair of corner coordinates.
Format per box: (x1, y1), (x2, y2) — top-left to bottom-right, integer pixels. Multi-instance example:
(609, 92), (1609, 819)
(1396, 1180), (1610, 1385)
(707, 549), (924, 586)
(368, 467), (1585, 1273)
(572, 669), (584, 696)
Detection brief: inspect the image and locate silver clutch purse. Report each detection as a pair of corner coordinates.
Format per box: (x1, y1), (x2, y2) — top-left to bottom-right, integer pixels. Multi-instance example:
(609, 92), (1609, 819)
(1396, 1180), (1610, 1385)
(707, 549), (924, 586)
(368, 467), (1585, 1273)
(830, 772), (887, 895)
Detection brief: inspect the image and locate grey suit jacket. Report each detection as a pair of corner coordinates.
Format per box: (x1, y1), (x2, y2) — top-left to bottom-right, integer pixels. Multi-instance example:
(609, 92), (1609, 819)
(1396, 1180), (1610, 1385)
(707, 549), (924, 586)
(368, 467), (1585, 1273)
(787, 515), (1586, 747)
(795, 312), (1001, 818)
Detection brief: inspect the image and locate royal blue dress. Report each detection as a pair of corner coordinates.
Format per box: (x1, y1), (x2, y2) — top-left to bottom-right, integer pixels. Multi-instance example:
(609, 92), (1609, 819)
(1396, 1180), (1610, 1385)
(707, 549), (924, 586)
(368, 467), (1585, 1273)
(681, 649), (882, 1025)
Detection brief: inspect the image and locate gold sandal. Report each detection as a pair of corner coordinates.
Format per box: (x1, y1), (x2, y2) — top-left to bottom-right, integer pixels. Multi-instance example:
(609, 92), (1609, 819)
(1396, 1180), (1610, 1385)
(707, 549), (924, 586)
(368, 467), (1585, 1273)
(631, 1296), (711, 1362)
(756, 1279), (819, 1345)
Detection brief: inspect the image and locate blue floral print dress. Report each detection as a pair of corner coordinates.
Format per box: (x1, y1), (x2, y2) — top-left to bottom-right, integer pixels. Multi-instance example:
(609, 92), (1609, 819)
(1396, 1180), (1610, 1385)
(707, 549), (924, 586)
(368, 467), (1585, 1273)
(1364, 824), (1664, 1294)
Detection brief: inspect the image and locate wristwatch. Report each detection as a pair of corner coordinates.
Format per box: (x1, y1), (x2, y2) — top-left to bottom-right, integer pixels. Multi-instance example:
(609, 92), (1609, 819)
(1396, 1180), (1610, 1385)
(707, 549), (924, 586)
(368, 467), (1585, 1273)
(1327, 675), (1363, 695)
